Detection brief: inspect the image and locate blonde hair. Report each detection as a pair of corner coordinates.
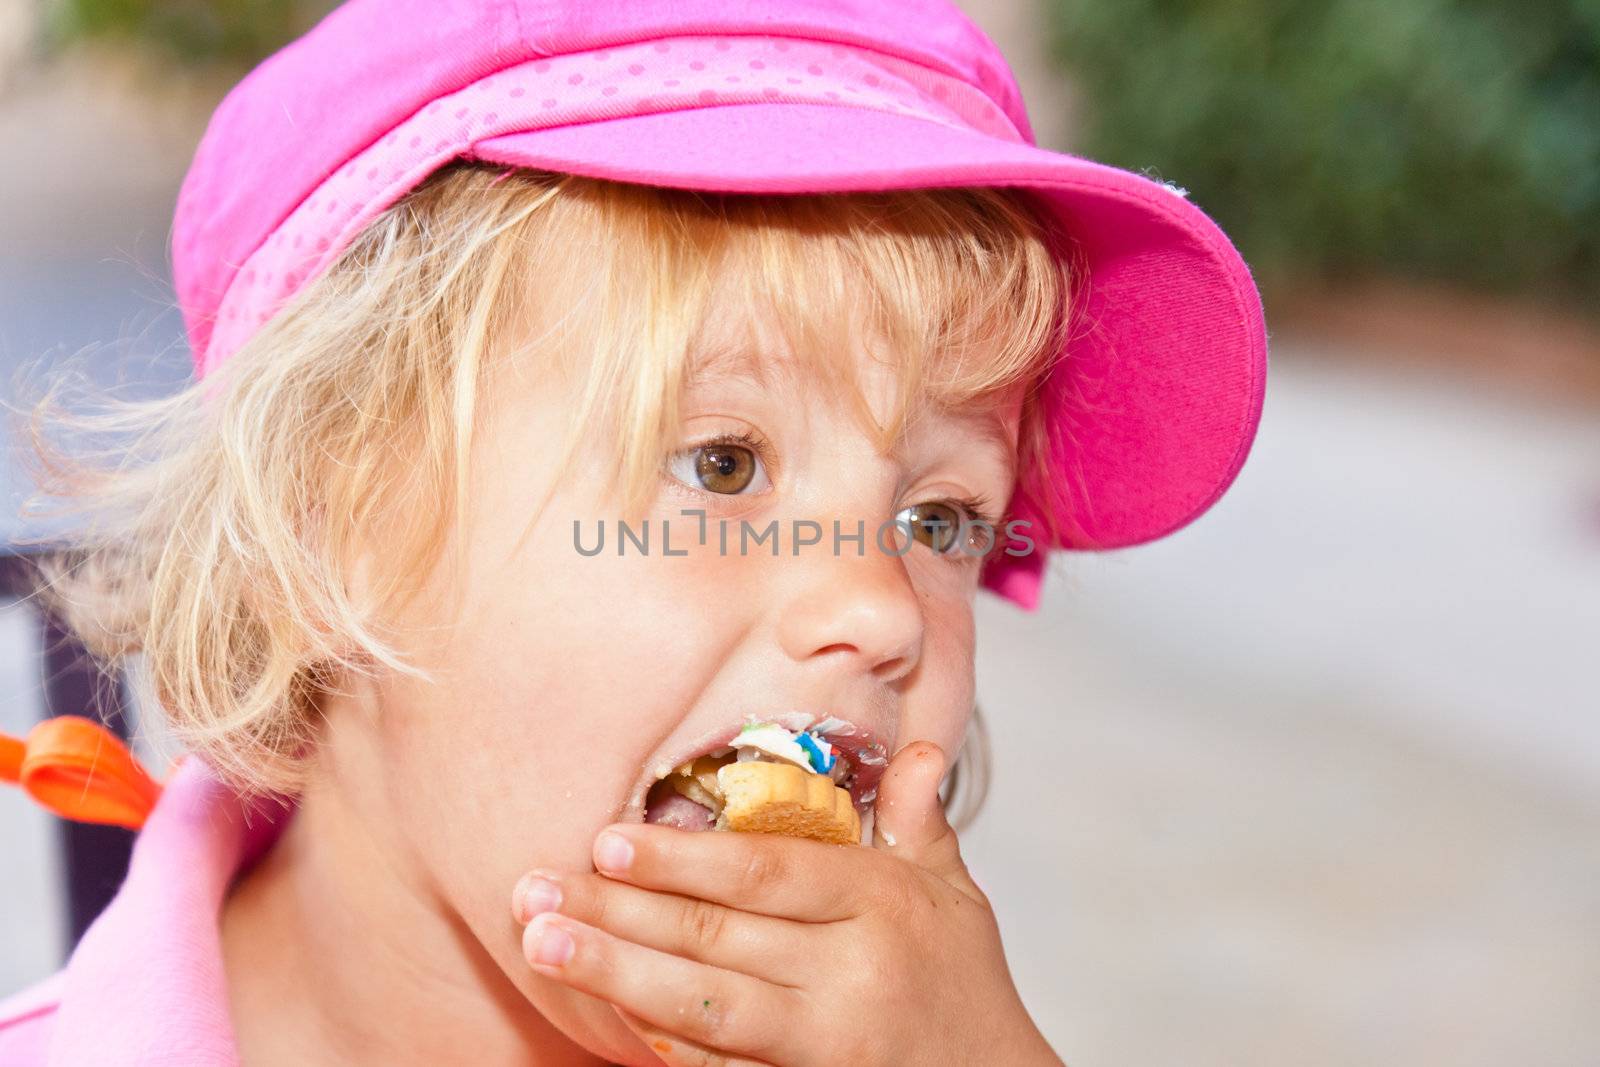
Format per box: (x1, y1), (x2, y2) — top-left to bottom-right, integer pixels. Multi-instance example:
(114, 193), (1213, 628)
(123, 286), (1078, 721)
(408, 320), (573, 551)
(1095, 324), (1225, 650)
(14, 163), (1074, 825)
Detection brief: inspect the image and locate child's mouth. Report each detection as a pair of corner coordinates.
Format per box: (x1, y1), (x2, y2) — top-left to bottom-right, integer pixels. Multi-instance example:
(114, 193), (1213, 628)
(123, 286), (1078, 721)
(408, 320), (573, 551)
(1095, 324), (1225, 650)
(634, 715), (889, 839)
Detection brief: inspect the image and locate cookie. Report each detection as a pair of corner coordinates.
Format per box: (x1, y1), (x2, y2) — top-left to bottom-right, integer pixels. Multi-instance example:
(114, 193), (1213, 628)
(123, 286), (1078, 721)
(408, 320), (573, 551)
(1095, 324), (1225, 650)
(715, 760), (860, 845)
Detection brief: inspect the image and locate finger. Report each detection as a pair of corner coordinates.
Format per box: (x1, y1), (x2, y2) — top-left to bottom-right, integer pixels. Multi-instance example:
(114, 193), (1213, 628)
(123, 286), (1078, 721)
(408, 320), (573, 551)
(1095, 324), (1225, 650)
(511, 868), (811, 981)
(521, 913), (802, 1062)
(872, 740), (980, 896)
(590, 823), (875, 921)
(613, 1007), (776, 1067)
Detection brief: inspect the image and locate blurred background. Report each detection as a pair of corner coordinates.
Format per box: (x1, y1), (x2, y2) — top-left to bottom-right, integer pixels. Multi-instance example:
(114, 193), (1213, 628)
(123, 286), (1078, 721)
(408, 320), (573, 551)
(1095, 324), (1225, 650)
(1, 1), (1596, 1065)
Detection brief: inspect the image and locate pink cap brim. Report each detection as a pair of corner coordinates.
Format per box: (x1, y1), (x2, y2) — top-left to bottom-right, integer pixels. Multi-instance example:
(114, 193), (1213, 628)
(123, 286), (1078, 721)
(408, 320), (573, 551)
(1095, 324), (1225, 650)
(467, 103), (1268, 608)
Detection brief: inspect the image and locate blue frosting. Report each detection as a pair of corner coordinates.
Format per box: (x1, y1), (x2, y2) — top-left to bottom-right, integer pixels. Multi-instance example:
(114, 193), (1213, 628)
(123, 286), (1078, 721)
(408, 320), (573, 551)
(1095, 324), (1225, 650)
(795, 730), (836, 774)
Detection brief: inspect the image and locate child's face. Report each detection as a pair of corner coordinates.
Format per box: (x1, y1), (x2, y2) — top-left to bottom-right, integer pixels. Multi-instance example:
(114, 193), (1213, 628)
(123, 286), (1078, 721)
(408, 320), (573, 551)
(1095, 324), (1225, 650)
(340, 311), (1025, 1062)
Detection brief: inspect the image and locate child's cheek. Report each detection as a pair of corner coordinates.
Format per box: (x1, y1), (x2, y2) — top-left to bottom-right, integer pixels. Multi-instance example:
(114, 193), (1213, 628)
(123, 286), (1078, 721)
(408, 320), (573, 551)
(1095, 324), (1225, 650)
(376, 495), (758, 867)
(906, 585), (981, 753)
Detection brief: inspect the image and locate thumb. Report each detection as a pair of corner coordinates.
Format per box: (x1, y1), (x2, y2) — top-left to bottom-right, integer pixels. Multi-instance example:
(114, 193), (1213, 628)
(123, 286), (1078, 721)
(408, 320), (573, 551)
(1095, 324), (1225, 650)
(871, 740), (979, 896)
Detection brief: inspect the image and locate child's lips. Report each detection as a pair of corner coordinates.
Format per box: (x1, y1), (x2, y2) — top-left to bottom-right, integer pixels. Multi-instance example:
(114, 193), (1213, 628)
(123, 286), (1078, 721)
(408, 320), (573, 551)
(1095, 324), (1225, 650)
(622, 715), (891, 824)
(820, 731), (889, 808)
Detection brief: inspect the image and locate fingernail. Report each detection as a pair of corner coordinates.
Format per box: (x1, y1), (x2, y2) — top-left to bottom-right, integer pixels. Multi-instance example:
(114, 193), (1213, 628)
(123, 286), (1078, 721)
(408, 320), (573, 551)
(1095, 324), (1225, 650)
(594, 829), (634, 873)
(519, 876), (562, 922)
(529, 915), (575, 967)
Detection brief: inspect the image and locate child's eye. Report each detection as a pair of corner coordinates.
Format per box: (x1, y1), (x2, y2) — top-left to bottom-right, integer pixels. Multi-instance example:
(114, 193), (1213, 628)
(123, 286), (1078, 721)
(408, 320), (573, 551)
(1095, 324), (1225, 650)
(668, 438), (771, 495)
(894, 500), (997, 559)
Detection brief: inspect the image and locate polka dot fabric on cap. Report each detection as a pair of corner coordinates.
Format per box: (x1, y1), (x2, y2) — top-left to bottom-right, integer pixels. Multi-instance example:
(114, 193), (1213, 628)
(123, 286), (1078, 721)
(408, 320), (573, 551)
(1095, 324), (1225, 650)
(198, 33), (1020, 376)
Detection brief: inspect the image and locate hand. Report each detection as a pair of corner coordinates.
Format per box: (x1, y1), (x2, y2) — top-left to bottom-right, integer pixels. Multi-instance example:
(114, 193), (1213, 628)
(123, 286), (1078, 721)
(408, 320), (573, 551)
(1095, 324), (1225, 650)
(511, 741), (1064, 1066)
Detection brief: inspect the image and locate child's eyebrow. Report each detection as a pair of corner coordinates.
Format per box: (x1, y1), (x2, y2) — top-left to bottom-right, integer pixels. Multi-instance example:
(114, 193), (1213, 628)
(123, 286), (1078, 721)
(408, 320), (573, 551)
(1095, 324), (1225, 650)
(967, 413), (1020, 457)
(686, 345), (765, 384)
(897, 406), (1020, 484)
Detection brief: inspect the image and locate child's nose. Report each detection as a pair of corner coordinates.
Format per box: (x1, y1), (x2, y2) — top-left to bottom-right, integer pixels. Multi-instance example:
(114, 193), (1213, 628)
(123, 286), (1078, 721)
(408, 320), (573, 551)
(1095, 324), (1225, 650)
(774, 547), (924, 684)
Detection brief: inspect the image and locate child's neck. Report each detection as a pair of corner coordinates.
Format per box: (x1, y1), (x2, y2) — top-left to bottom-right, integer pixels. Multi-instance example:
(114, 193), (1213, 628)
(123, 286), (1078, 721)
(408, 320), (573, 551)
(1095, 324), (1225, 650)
(218, 720), (605, 1066)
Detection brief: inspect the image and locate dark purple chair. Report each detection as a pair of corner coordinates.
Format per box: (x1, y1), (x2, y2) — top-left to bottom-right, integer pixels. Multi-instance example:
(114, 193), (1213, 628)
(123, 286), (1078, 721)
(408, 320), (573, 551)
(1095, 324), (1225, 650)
(0, 551), (136, 950)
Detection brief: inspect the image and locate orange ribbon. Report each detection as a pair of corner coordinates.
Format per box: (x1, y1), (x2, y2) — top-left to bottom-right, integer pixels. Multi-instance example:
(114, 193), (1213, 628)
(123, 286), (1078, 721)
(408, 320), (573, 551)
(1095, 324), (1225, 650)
(0, 716), (163, 830)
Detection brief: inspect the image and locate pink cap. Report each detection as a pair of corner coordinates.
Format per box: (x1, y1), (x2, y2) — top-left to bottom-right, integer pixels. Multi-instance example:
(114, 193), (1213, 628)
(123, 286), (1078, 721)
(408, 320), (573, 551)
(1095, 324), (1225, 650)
(171, 0), (1268, 610)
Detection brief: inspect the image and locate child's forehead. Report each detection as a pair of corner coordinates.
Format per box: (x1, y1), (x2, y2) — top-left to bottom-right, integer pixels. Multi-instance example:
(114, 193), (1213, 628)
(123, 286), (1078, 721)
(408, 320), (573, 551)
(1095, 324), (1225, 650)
(687, 308), (904, 398)
(680, 248), (1041, 416)
(682, 312), (1026, 447)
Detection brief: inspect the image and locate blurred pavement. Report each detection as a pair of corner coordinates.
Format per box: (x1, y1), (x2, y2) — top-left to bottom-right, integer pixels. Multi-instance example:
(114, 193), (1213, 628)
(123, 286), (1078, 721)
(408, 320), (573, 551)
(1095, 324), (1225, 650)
(968, 344), (1600, 1066)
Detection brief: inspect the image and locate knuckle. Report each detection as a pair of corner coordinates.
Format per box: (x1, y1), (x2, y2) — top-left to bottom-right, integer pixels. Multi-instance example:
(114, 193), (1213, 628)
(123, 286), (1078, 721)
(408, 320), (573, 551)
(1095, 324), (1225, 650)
(818, 999), (885, 1066)
(583, 877), (611, 928)
(833, 1032), (878, 1065)
(868, 873), (920, 922)
(737, 841), (788, 895)
(852, 938), (903, 998)
(690, 995), (737, 1050)
(676, 982), (795, 1060)
(929, 824), (964, 864)
(679, 897), (729, 950)
(691, 994), (770, 1059)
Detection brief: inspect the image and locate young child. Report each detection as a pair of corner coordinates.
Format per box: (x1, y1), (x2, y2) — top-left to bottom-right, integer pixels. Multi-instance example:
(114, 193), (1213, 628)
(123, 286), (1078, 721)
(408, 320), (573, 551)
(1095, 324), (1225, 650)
(0, 1), (1266, 1063)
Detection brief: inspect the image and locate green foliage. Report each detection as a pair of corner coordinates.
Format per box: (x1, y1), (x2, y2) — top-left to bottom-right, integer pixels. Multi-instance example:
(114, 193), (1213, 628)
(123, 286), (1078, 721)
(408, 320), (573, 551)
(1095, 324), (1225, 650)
(46, 0), (325, 66)
(1043, 0), (1600, 307)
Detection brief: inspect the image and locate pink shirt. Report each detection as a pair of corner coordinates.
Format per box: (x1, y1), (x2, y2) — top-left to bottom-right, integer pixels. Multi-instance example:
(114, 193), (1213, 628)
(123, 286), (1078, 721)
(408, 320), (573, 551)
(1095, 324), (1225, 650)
(0, 757), (288, 1065)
